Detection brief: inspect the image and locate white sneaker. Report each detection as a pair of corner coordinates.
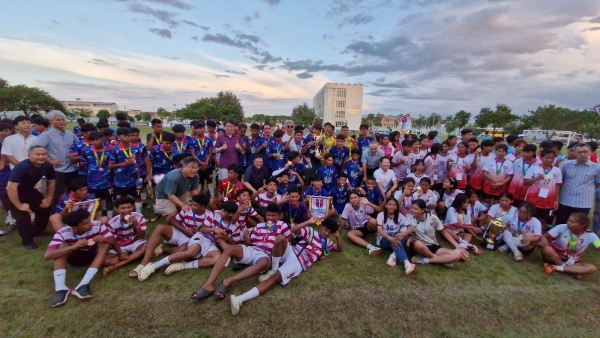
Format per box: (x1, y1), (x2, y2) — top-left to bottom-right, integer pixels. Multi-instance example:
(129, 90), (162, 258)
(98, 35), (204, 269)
(513, 250), (524, 262)
(138, 264), (156, 282)
(405, 263), (416, 275)
(410, 255), (425, 264)
(368, 247), (382, 258)
(498, 244), (510, 253)
(230, 295), (242, 316)
(386, 253), (397, 267)
(258, 271), (275, 283)
(165, 263), (184, 275)
(0, 229), (4, 236)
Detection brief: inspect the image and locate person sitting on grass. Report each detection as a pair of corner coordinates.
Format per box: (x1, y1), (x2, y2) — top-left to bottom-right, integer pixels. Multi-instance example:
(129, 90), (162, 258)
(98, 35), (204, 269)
(272, 151), (309, 187)
(304, 174), (331, 199)
(137, 194), (226, 281)
(276, 171), (293, 196)
(406, 159), (429, 186)
(254, 178), (282, 209)
(340, 189), (382, 257)
(485, 192), (517, 229)
(329, 172), (351, 215)
(497, 202), (542, 262)
(394, 177), (415, 216)
(103, 197), (148, 277)
(540, 213), (599, 278)
(412, 177), (438, 214)
(359, 176), (384, 213)
(229, 217), (342, 316)
(49, 178), (103, 232)
(442, 193), (482, 255)
(435, 177), (463, 218)
(278, 186), (309, 226)
(44, 209), (115, 308)
(210, 164), (244, 211)
(190, 203), (298, 302)
(376, 197), (416, 275)
(465, 189), (488, 230)
(409, 199), (469, 268)
(204, 201), (245, 250)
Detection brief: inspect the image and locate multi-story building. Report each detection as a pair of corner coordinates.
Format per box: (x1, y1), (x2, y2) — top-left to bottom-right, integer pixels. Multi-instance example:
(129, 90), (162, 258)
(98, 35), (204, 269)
(61, 101), (119, 116)
(313, 83), (363, 130)
(381, 114), (401, 128)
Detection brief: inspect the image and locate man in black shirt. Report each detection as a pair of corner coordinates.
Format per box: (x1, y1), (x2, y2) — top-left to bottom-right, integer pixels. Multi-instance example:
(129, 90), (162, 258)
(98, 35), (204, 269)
(7, 145), (56, 249)
(243, 157), (270, 194)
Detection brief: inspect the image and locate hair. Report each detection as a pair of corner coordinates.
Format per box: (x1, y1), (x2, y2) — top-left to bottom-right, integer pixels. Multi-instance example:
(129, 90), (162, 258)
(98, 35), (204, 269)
(522, 144), (537, 153)
(116, 127), (131, 136)
(250, 123), (260, 130)
(236, 187), (252, 198)
(567, 141), (578, 150)
(151, 119), (162, 126)
(360, 124), (369, 130)
(587, 141), (598, 152)
(446, 177), (458, 191)
(0, 123), (11, 131)
(221, 201), (238, 214)
(265, 177), (278, 186)
(383, 198), (400, 225)
(312, 174), (323, 182)
(227, 163), (241, 176)
(324, 122), (334, 129)
(480, 139), (495, 148)
(518, 201), (537, 217)
(498, 191), (514, 201)
(321, 217), (340, 233)
(62, 209), (91, 228)
(551, 140), (564, 151)
(419, 177), (431, 185)
(465, 188), (478, 198)
(103, 128), (114, 137)
(99, 118), (109, 123)
(413, 159), (425, 168)
(492, 136), (504, 143)
(189, 120), (198, 129)
(206, 120), (217, 128)
(130, 127), (140, 134)
(468, 138), (479, 144)
(88, 131), (104, 141)
(162, 132), (176, 143)
(403, 177), (415, 186)
(12, 116), (31, 126)
(424, 143), (441, 160)
(195, 122), (206, 129)
(336, 134), (345, 141)
(505, 135), (518, 144)
(450, 193), (468, 213)
(32, 117), (50, 128)
(172, 124), (185, 133)
(266, 203), (281, 214)
(79, 123), (97, 133)
(182, 156), (200, 166)
(96, 121), (109, 129)
(513, 139), (527, 148)
(287, 151), (300, 161)
(117, 121), (131, 128)
(287, 186), (301, 195)
(47, 110), (66, 121)
(496, 144), (508, 152)
(539, 140), (553, 150)
(224, 119), (235, 126)
(323, 153), (334, 161)
(338, 172), (348, 179)
(389, 131), (400, 143)
(379, 156), (390, 164)
(76, 118), (86, 124)
(312, 124), (323, 131)
(411, 199), (427, 212)
(461, 129), (473, 136)
(191, 193), (210, 206)
(115, 112), (127, 121)
(273, 129), (284, 138)
(69, 178), (88, 192)
(114, 196), (135, 208)
(575, 143), (591, 151)
(348, 189), (362, 199)
(457, 141), (469, 152)
(351, 148), (361, 156)
(540, 149), (556, 158)
(569, 212), (590, 229)
(447, 135), (457, 141)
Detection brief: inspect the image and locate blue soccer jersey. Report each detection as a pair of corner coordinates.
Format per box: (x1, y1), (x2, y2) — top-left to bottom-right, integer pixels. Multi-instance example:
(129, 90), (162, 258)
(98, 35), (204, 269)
(303, 133), (324, 160)
(303, 186), (329, 200)
(191, 136), (214, 169)
(344, 160), (362, 188)
(357, 136), (375, 155)
(316, 165), (338, 192)
(148, 144), (176, 176)
(109, 144), (141, 188)
(70, 140), (91, 175)
(238, 135), (249, 167)
(173, 138), (191, 168)
(55, 192), (96, 213)
(267, 141), (287, 171)
(247, 136), (266, 164)
(361, 184), (384, 205)
(329, 184), (350, 214)
(277, 182), (297, 196)
(329, 146), (350, 170)
(132, 142), (148, 177)
(81, 146), (113, 189)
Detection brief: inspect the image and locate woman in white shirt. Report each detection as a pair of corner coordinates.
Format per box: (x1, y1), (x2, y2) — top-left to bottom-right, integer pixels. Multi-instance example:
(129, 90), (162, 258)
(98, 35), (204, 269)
(373, 157), (398, 200)
(376, 198), (415, 275)
(340, 190), (383, 258)
(443, 193), (482, 255)
(498, 202), (542, 262)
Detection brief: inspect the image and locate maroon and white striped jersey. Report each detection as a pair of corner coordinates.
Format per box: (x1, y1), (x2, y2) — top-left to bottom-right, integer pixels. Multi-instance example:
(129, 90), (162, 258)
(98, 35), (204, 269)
(107, 213), (147, 247)
(175, 209), (213, 232)
(255, 192), (281, 209)
(292, 227), (337, 271)
(236, 202), (259, 229)
(203, 210), (244, 243)
(249, 221), (292, 254)
(48, 221), (113, 251)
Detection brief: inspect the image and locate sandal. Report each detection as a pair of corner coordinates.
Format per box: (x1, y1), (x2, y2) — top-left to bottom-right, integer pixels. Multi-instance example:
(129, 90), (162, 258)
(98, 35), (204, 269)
(190, 288), (213, 300)
(214, 283), (228, 301)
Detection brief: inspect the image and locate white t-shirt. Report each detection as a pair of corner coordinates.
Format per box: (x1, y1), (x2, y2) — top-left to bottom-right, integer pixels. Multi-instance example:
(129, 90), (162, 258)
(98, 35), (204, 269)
(374, 168), (397, 192)
(407, 213), (444, 246)
(548, 224), (600, 256)
(501, 214), (542, 237)
(376, 211), (409, 245)
(340, 203), (373, 230)
(2, 133), (38, 168)
(467, 201), (487, 220)
(406, 173), (429, 186)
(444, 206), (472, 230)
(486, 204), (517, 220)
(282, 133), (293, 143)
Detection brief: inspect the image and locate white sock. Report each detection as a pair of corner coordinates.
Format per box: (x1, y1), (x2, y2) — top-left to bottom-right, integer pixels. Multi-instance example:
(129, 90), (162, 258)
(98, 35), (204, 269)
(141, 192), (146, 201)
(183, 261), (198, 270)
(367, 244), (378, 250)
(54, 269), (68, 291)
(76, 268), (98, 289)
(135, 202), (143, 214)
(238, 287), (260, 304)
(101, 200), (106, 211)
(556, 265), (565, 272)
(208, 183), (215, 197)
(458, 239), (469, 248)
(423, 257), (430, 264)
(270, 257), (281, 274)
(107, 210), (114, 218)
(151, 256), (171, 270)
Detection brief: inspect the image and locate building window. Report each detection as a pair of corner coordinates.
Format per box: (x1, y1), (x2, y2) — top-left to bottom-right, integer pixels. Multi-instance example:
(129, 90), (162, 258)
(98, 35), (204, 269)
(335, 111), (345, 119)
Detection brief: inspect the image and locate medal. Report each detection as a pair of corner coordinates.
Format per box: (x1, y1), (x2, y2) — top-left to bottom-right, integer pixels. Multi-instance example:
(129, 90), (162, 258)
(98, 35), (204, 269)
(223, 197), (228, 202)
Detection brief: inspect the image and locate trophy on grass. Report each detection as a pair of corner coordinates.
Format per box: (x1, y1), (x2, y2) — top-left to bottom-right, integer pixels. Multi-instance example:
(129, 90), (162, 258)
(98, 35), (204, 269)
(482, 216), (505, 250)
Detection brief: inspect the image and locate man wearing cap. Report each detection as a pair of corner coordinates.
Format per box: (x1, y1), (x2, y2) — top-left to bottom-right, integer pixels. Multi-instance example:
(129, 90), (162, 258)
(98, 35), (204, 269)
(153, 157), (201, 224)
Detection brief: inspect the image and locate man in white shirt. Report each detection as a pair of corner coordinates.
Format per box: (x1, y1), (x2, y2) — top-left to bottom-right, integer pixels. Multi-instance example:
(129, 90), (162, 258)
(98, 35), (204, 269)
(282, 120), (295, 143)
(1, 116), (37, 168)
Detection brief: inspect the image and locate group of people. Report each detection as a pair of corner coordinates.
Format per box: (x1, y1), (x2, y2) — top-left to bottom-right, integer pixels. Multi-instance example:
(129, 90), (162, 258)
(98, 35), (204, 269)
(0, 111), (599, 316)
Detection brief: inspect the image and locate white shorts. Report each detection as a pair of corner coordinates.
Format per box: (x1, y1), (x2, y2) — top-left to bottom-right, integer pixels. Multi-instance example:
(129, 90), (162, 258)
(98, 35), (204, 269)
(187, 234), (219, 259)
(164, 227), (191, 247)
(234, 245), (270, 267)
(154, 192), (192, 216)
(108, 239), (146, 254)
(277, 245), (302, 286)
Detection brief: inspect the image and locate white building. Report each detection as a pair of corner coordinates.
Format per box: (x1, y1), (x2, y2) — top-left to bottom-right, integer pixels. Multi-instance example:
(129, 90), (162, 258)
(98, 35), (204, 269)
(61, 101), (119, 116)
(313, 83), (363, 131)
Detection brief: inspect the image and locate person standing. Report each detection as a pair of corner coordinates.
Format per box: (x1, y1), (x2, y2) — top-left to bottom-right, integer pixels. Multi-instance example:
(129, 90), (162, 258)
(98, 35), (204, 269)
(282, 120), (295, 143)
(31, 110), (79, 199)
(2, 116), (37, 168)
(6, 146), (56, 250)
(556, 143), (600, 225)
(214, 120), (243, 181)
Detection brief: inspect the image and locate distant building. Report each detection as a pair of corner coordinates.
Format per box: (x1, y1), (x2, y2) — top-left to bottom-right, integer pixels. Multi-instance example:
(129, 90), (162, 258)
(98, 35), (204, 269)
(313, 83), (363, 130)
(127, 109), (142, 116)
(61, 101), (119, 116)
(381, 114), (401, 128)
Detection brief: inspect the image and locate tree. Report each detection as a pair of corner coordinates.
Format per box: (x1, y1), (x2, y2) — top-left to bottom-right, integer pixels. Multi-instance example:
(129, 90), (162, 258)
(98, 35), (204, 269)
(96, 109), (111, 119)
(580, 121), (600, 141)
(156, 107), (171, 120)
(291, 103), (315, 127)
(69, 107), (93, 119)
(453, 110), (471, 129)
(524, 105), (596, 140)
(426, 113), (443, 128)
(176, 91), (244, 122)
(0, 84), (64, 116)
(127, 115), (135, 122)
(474, 104), (519, 135)
(361, 113), (376, 127)
(135, 114), (142, 121)
(374, 113), (385, 127)
(0, 78), (8, 88)
(444, 116), (459, 134)
(412, 114), (428, 131)
(141, 112), (152, 122)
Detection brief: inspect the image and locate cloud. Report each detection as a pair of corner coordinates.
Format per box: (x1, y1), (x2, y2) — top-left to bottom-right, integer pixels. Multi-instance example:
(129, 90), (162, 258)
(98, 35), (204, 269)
(584, 27), (600, 31)
(191, 36), (198, 41)
(225, 70), (247, 75)
(591, 16), (600, 23)
(254, 12), (261, 19)
(162, 55), (179, 60)
(202, 33), (280, 64)
(87, 59), (119, 66)
(262, 0), (281, 5)
(296, 72), (314, 79)
(237, 33), (261, 43)
(51, 19), (60, 25)
(149, 28), (172, 38)
(322, 34), (333, 40)
(367, 89), (396, 97)
(214, 74), (231, 78)
(327, 0), (363, 15)
(182, 20), (209, 30)
(339, 13), (373, 27)
(142, 0), (193, 10)
(129, 3), (178, 27)
(371, 80), (409, 88)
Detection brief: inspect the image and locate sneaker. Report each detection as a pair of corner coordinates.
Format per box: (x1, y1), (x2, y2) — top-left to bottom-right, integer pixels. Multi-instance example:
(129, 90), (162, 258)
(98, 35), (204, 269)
(443, 263), (455, 268)
(0, 229), (4, 236)
(470, 245), (482, 256)
(410, 254), (425, 264)
(404, 263), (416, 275)
(71, 284), (93, 299)
(51, 289), (70, 307)
(150, 213), (161, 222)
(138, 264), (156, 282)
(498, 244), (510, 253)
(5, 213), (12, 225)
(513, 250), (524, 262)
(386, 253), (397, 267)
(24, 243), (38, 250)
(230, 295), (242, 316)
(368, 247), (382, 258)
(258, 271), (275, 283)
(543, 263), (554, 275)
(165, 263), (185, 276)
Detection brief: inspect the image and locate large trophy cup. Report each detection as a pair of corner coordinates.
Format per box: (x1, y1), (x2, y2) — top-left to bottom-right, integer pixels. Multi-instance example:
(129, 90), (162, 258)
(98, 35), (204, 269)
(482, 216), (505, 250)
(314, 135), (325, 156)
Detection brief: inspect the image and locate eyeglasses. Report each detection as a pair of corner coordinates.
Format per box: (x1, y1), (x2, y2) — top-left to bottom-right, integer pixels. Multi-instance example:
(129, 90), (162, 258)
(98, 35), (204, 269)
(287, 125), (294, 128)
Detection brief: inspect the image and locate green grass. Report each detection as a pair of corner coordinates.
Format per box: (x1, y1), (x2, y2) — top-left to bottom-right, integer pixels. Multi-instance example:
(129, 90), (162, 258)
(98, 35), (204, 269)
(1, 206), (600, 337)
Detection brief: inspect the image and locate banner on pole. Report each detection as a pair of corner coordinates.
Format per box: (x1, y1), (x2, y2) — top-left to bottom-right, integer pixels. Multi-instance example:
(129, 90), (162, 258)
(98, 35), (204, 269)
(398, 114), (412, 134)
(72, 199), (100, 220)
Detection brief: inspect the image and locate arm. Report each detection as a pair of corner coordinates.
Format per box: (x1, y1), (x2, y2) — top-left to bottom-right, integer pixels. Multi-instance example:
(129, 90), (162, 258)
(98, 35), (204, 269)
(167, 194), (187, 209)
(44, 179), (56, 205)
(290, 216), (318, 234)
(170, 216), (195, 237)
(331, 231), (343, 252)
(4, 155), (20, 166)
(294, 171), (305, 187)
(362, 162), (368, 182)
(144, 157), (153, 180)
(44, 241), (87, 260)
(7, 182), (28, 211)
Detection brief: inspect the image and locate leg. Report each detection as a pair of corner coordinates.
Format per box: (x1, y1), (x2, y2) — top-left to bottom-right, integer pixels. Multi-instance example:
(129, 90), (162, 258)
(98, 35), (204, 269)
(104, 243), (148, 276)
(221, 257), (270, 291)
(561, 263), (597, 276)
(541, 245), (564, 265)
(428, 248), (461, 264)
(435, 202), (446, 217)
(412, 240), (436, 259)
(196, 250), (221, 268)
(554, 204), (572, 225)
(9, 202), (36, 247)
(31, 202), (52, 235)
(201, 245), (245, 292)
(51, 245), (70, 307)
(140, 224), (175, 265)
(346, 229), (369, 248)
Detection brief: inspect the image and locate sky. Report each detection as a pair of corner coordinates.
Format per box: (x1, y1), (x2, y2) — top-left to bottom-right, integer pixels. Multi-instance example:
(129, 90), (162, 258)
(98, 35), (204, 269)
(0, 0), (599, 118)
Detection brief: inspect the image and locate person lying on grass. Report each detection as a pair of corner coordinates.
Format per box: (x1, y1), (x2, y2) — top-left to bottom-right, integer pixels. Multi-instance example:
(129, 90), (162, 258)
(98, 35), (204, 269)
(340, 189), (382, 258)
(190, 203), (297, 301)
(229, 217), (342, 316)
(497, 202), (542, 262)
(103, 196), (148, 277)
(442, 193), (482, 255)
(44, 209), (115, 308)
(408, 199), (469, 267)
(376, 197), (416, 275)
(540, 212), (599, 278)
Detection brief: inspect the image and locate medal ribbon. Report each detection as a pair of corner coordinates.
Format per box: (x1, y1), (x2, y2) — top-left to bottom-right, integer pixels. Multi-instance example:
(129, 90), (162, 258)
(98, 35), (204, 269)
(155, 133), (162, 144)
(176, 140), (184, 153)
(522, 161), (534, 176)
(543, 166), (552, 177)
(218, 218), (231, 230)
(318, 234), (330, 256)
(161, 145), (171, 160)
(120, 144), (132, 159)
(495, 160), (505, 177)
(93, 149), (105, 166)
(289, 204), (298, 224)
(516, 219), (528, 236)
(196, 137), (205, 150)
(568, 232), (580, 253)
(226, 182), (234, 197)
(120, 219), (132, 229)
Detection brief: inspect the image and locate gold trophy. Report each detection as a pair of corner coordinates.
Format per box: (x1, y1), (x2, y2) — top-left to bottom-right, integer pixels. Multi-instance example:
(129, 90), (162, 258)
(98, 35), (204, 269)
(314, 135), (325, 156)
(483, 216), (505, 250)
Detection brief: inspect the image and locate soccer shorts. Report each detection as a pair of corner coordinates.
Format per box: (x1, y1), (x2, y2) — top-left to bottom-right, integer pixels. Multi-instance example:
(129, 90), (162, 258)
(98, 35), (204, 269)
(164, 227), (191, 247)
(67, 246), (98, 267)
(233, 245), (269, 267)
(188, 234), (219, 259)
(88, 188), (112, 200)
(108, 239), (146, 254)
(277, 244), (303, 286)
(113, 186), (140, 199)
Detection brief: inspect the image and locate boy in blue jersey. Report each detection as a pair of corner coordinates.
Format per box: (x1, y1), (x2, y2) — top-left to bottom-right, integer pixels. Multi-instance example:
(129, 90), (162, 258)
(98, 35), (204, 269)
(74, 118), (85, 139)
(267, 129), (287, 173)
(304, 174), (337, 219)
(272, 151), (309, 187)
(49, 178), (103, 232)
(103, 128), (117, 150)
(109, 128), (143, 214)
(276, 172), (294, 196)
(316, 153), (338, 192)
(172, 124), (191, 168)
(237, 123), (249, 175)
(357, 124), (375, 155)
(145, 132), (176, 186)
(192, 122), (215, 196)
(69, 123), (98, 181)
(247, 123), (267, 166)
(130, 127), (148, 204)
(329, 134), (350, 172)
(344, 149), (362, 188)
(329, 172), (351, 215)
(81, 131), (114, 218)
(359, 177), (385, 213)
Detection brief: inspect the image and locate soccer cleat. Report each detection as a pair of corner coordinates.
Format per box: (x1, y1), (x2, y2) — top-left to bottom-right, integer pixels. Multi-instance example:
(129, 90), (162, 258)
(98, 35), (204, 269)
(470, 245), (482, 256)
(405, 263), (416, 275)
(138, 264), (156, 282)
(410, 255), (425, 264)
(150, 213), (161, 222)
(543, 263), (554, 275)
(51, 289), (70, 308)
(258, 271), (275, 283)
(71, 284), (93, 299)
(386, 253), (397, 267)
(513, 250), (524, 262)
(498, 245), (510, 253)
(368, 247), (382, 258)
(165, 263), (185, 276)
(230, 295), (242, 316)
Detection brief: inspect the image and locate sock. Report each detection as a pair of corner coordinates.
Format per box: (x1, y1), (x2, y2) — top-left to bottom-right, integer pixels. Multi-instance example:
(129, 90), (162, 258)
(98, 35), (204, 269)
(403, 260), (411, 266)
(183, 261), (198, 270)
(423, 257), (430, 264)
(556, 265), (564, 272)
(101, 200), (106, 211)
(207, 184), (215, 197)
(367, 244), (377, 250)
(238, 287), (260, 304)
(54, 269), (68, 291)
(76, 268), (98, 289)
(135, 202), (143, 214)
(458, 239), (469, 248)
(151, 256), (171, 270)
(141, 192), (147, 201)
(107, 210), (114, 218)
(270, 257), (281, 274)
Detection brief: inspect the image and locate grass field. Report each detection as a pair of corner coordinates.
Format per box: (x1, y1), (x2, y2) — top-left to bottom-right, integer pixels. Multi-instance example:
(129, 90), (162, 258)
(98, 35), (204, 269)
(1, 123), (596, 337)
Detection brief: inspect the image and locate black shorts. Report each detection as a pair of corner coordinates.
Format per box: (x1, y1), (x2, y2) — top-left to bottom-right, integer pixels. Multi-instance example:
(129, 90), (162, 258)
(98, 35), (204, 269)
(67, 247), (98, 267)
(536, 208), (555, 225)
(198, 169), (213, 185)
(88, 188), (113, 200)
(426, 244), (442, 254)
(352, 224), (371, 238)
(113, 186), (140, 199)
